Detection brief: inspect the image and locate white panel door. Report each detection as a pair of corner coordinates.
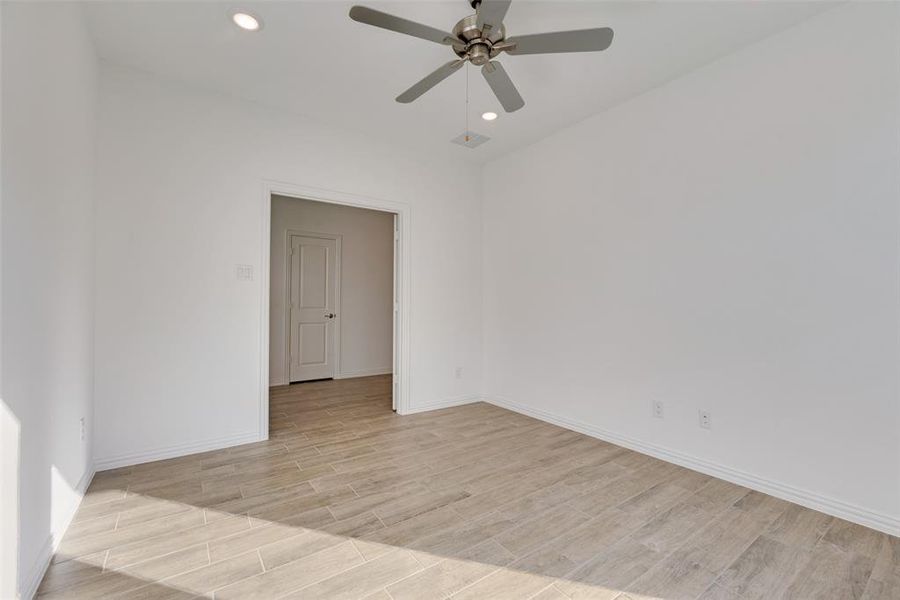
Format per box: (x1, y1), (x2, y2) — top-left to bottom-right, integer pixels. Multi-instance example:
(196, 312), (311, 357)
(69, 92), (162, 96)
(289, 234), (337, 382)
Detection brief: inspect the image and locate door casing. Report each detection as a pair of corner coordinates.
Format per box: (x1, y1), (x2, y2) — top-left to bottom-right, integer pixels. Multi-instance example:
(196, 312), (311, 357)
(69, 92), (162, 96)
(260, 180), (411, 441)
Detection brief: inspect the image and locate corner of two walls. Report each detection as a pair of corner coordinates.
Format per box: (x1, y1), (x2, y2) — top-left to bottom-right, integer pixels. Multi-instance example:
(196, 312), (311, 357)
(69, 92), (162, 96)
(9, 10), (899, 600)
(91, 65), (485, 468)
(88, 2), (900, 539)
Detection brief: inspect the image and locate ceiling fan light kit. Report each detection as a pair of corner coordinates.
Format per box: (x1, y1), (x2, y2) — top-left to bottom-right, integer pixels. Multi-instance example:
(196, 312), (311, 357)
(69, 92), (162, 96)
(349, 0), (614, 113)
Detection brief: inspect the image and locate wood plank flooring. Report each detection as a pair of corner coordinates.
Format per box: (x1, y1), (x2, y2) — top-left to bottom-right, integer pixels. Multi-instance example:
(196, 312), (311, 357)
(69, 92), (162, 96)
(39, 375), (899, 599)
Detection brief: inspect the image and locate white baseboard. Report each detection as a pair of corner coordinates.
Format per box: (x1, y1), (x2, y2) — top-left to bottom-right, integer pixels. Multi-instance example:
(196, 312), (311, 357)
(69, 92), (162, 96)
(269, 368), (392, 387)
(21, 537), (52, 600)
(94, 432), (262, 472)
(335, 368), (392, 380)
(486, 395), (900, 537)
(21, 466), (95, 600)
(403, 394), (482, 415)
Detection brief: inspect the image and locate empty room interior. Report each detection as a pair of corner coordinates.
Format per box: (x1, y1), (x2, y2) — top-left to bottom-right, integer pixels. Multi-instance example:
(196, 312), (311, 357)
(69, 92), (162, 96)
(2, 1), (899, 599)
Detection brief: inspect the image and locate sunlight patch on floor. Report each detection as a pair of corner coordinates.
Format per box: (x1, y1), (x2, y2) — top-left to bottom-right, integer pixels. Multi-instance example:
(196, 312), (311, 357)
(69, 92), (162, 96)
(44, 490), (646, 599)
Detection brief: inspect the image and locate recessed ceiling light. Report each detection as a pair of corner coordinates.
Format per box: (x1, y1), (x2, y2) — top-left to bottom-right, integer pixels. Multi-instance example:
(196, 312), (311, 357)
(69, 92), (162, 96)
(481, 111), (498, 121)
(232, 12), (261, 31)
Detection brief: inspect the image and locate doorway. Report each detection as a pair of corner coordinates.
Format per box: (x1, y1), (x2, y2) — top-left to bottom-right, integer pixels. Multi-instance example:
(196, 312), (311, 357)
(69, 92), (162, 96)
(260, 182), (409, 435)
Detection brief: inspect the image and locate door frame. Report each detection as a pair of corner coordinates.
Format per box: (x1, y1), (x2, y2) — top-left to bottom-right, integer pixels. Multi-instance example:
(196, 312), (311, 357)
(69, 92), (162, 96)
(260, 180), (411, 439)
(283, 230), (343, 384)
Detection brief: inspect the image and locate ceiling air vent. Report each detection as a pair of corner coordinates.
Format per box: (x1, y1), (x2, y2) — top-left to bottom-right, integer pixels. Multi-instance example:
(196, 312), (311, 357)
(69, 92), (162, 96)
(451, 131), (490, 149)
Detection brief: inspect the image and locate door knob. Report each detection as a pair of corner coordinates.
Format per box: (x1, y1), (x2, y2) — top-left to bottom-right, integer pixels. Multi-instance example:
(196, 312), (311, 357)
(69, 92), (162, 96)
(325, 313), (336, 319)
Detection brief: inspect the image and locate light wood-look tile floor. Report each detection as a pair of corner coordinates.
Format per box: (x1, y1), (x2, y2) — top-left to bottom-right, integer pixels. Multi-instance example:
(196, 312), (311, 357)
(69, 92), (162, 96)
(40, 375), (899, 599)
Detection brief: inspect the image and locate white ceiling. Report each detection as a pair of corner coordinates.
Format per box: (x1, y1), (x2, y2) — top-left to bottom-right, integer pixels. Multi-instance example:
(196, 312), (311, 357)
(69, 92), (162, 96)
(84, 0), (837, 162)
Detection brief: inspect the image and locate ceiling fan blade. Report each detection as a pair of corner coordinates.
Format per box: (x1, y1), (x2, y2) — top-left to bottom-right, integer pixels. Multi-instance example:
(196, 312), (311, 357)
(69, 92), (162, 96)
(476, 0), (512, 34)
(506, 27), (614, 54)
(396, 59), (466, 104)
(481, 61), (524, 113)
(349, 6), (456, 46)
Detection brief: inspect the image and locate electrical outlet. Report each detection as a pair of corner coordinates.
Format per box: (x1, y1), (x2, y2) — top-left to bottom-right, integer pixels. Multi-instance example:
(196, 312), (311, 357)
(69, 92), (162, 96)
(455, 367), (463, 379)
(80, 417), (85, 441)
(699, 410), (711, 429)
(653, 400), (664, 419)
(236, 264), (254, 281)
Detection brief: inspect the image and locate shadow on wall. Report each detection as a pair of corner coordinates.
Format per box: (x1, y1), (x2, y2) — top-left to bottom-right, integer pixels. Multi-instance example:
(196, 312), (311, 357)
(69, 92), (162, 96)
(1, 396), (94, 598)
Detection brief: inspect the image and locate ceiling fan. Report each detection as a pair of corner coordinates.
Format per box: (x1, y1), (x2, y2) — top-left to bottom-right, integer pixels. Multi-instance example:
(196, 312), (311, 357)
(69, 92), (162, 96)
(349, 0), (614, 113)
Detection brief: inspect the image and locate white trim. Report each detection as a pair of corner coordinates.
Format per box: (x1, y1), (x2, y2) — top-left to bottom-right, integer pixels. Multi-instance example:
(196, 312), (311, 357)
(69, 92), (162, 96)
(262, 180), (412, 417)
(335, 367), (393, 380)
(392, 214), (399, 412)
(94, 432), (261, 472)
(404, 394), (482, 415)
(21, 466), (95, 600)
(260, 184), (272, 435)
(283, 229), (343, 384)
(50, 467), (94, 550)
(486, 395), (900, 537)
(21, 536), (52, 600)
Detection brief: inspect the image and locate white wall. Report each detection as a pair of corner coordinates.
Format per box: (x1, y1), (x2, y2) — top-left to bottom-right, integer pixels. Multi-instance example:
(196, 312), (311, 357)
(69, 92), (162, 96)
(1, 2), (98, 595)
(94, 65), (483, 468)
(483, 3), (900, 534)
(270, 196), (394, 385)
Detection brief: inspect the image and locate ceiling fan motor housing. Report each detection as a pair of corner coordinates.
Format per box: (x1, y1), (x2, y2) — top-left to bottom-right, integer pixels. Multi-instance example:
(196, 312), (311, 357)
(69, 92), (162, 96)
(452, 14), (506, 65)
